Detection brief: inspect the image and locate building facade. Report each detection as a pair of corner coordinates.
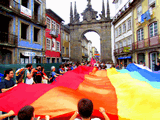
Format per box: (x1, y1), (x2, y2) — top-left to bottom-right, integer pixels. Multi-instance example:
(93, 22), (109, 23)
(45, 9), (63, 63)
(88, 40), (92, 61)
(0, 0), (46, 64)
(113, 0), (134, 67)
(132, 0), (160, 70)
(82, 36), (89, 62)
(61, 25), (70, 63)
(113, 0), (160, 70)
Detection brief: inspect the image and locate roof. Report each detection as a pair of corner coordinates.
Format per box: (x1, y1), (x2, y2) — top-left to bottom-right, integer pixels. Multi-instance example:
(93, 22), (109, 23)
(46, 9), (64, 23)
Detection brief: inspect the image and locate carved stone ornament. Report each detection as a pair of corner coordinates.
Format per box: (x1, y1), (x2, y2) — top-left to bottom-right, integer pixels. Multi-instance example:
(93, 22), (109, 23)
(86, 11), (92, 22)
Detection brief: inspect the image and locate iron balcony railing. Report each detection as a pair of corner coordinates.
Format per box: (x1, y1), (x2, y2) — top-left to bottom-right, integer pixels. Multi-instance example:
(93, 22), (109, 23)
(114, 35), (160, 55)
(133, 35), (160, 50)
(0, 31), (18, 47)
(1, 0), (45, 25)
(114, 44), (133, 55)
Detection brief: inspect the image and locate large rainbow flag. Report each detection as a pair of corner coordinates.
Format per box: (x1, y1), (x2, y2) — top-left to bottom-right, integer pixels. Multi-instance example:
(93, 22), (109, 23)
(0, 63), (160, 120)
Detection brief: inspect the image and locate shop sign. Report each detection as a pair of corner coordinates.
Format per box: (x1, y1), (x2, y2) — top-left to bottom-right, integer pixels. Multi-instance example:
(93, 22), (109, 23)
(123, 47), (130, 52)
(23, 52), (36, 56)
(20, 5), (32, 18)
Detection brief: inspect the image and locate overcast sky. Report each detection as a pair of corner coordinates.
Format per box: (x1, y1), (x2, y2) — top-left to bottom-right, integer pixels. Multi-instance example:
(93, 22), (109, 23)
(46, 0), (116, 53)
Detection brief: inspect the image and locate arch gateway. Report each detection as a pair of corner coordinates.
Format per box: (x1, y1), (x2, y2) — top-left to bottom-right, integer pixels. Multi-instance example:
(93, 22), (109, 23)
(69, 0), (112, 63)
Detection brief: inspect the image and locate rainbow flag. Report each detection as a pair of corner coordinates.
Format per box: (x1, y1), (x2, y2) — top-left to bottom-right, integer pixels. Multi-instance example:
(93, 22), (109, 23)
(0, 64), (160, 120)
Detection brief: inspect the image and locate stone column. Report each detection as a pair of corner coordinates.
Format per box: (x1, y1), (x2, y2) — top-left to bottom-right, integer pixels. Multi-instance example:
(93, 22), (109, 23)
(100, 23), (112, 63)
(70, 27), (82, 63)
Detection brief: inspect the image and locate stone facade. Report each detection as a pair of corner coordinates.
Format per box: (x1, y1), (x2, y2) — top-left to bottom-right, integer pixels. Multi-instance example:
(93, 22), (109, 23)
(69, 0), (112, 63)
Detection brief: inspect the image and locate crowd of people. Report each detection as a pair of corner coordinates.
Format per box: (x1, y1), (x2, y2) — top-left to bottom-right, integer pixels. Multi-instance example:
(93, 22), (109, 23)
(0, 98), (110, 120)
(1, 60), (160, 119)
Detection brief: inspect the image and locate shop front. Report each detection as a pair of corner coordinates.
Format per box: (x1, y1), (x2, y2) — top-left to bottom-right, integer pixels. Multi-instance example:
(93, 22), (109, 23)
(20, 51), (44, 64)
(137, 53), (145, 64)
(118, 56), (132, 68)
(149, 52), (159, 71)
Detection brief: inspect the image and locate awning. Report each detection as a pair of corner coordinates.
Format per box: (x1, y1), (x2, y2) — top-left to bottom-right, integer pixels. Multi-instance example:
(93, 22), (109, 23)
(118, 56), (132, 60)
(62, 58), (69, 60)
(22, 52), (45, 57)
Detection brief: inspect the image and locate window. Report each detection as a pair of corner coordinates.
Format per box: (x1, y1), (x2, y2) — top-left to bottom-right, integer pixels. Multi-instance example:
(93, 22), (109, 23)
(57, 58), (59, 63)
(119, 42), (122, 48)
(123, 40), (126, 47)
(137, 5), (142, 18)
(115, 29), (118, 38)
(34, 1), (40, 22)
(22, 0), (29, 8)
(52, 58), (55, 63)
(137, 29), (144, 41)
(34, 27), (40, 42)
(56, 24), (60, 34)
(21, 23), (29, 40)
(128, 19), (131, 30)
(20, 53), (29, 64)
(115, 43), (118, 49)
(52, 38), (56, 51)
(47, 17), (51, 29)
(52, 20), (56, 30)
(149, 0), (155, 8)
(123, 23), (126, 33)
(66, 47), (69, 55)
(128, 37), (131, 45)
(66, 35), (68, 41)
(62, 47), (64, 54)
(62, 32), (65, 39)
(46, 38), (51, 50)
(118, 26), (121, 36)
(47, 58), (50, 63)
(149, 22), (158, 37)
(56, 41), (60, 51)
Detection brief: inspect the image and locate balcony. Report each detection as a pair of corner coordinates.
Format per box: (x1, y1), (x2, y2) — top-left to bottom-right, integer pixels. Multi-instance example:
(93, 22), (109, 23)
(0, 0), (45, 25)
(114, 44), (133, 55)
(133, 35), (160, 50)
(0, 32), (18, 47)
(114, 35), (160, 55)
(49, 29), (58, 38)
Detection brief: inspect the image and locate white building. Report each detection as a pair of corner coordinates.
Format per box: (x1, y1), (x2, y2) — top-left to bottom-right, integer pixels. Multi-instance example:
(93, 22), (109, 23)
(112, 0), (134, 67)
(88, 40), (92, 61)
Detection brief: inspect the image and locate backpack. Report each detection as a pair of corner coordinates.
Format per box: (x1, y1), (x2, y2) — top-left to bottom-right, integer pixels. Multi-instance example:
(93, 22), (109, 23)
(16, 68), (27, 84)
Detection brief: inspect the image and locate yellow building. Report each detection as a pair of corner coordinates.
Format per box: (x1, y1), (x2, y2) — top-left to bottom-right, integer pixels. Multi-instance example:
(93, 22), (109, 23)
(133, 0), (160, 70)
(61, 25), (70, 63)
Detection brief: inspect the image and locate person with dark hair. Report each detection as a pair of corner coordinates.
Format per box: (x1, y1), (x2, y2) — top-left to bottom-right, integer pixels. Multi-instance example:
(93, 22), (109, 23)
(0, 69), (17, 120)
(0, 69), (16, 93)
(25, 64), (35, 85)
(18, 105), (34, 120)
(69, 98), (110, 120)
(33, 65), (44, 83)
(59, 65), (65, 74)
(155, 61), (160, 71)
(18, 105), (49, 120)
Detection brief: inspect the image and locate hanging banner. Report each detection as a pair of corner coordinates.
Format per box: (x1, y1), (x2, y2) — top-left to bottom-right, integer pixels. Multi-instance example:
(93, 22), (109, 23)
(20, 5), (32, 18)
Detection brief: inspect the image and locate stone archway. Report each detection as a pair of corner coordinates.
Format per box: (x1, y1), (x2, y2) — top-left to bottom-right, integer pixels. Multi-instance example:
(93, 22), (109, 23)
(69, 0), (112, 63)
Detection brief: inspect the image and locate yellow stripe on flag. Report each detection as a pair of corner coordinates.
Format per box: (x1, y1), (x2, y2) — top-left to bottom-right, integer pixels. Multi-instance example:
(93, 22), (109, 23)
(107, 68), (160, 120)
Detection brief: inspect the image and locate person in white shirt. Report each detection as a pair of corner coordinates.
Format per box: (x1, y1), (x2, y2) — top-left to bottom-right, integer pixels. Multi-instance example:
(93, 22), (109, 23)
(25, 64), (35, 85)
(69, 98), (110, 120)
